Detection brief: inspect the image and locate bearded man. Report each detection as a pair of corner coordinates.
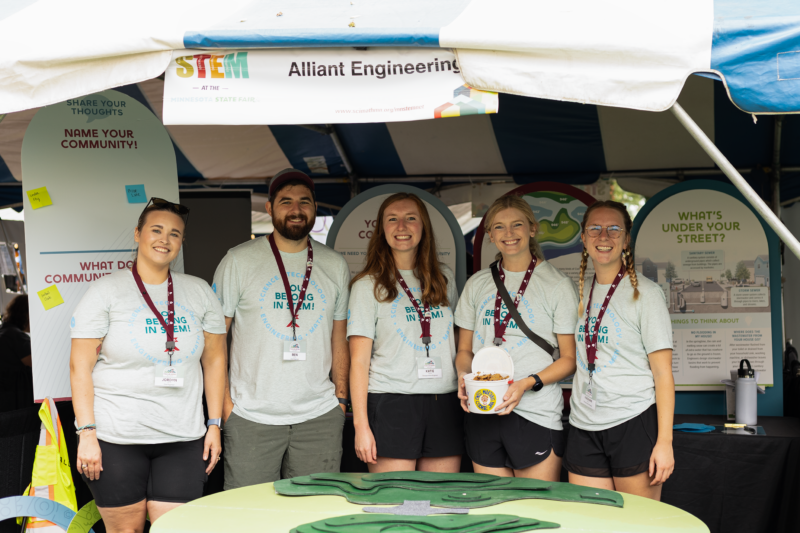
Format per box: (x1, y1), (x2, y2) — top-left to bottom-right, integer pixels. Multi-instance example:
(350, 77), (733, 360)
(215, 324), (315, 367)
(213, 168), (351, 488)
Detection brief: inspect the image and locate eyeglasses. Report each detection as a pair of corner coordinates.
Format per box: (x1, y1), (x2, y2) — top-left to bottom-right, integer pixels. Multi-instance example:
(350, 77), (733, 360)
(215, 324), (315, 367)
(585, 224), (624, 238)
(141, 197), (191, 226)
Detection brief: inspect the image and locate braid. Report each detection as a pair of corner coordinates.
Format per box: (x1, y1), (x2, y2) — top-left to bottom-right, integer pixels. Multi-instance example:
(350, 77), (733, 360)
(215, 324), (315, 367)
(578, 248), (589, 313)
(625, 248), (640, 300)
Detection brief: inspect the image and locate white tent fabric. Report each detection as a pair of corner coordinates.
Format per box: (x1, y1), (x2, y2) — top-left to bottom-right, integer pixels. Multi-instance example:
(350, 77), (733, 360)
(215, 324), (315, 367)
(0, 0), (751, 116)
(442, 0), (713, 111)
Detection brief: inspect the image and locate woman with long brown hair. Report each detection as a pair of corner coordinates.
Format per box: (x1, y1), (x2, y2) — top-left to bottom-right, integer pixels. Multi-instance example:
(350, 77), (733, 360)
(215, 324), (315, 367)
(348, 192), (462, 473)
(454, 195), (578, 481)
(563, 200), (674, 500)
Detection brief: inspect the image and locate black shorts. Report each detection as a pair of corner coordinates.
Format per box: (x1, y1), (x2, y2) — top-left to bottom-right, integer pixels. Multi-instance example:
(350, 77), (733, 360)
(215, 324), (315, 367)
(563, 403), (658, 478)
(464, 411), (565, 470)
(81, 437), (207, 507)
(367, 392), (464, 459)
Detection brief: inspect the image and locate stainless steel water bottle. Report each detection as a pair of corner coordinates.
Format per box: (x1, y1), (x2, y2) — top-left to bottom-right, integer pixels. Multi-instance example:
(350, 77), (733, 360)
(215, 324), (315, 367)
(735, 358), (757, 425)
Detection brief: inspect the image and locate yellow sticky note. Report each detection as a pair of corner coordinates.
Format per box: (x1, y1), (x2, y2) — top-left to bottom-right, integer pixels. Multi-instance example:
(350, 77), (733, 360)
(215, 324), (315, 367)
(27, 187), (53, 209)
(38, 285), (64, 310)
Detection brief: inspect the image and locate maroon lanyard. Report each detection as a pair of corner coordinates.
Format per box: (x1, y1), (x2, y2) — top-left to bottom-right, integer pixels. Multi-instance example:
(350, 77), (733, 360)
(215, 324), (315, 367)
(131, 261), (176, 364)
(584, 264), (626, 374)
(268, 234), (313, 340)
(493, 257), (537, 345)
(395, 271), (432, 355)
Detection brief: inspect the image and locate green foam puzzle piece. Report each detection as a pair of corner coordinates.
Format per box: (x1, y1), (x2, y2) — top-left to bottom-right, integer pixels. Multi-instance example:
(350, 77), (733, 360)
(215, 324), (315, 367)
(362, 472), (501, 483)
(290, 513), (560, 533)
(274, 472), (623, 509)
(301, 473), (518, 492)
(67, 501), (102, 533)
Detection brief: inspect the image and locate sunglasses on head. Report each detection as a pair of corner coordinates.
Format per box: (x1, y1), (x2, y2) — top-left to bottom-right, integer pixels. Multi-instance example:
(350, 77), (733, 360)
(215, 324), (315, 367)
(141, 197), (191, 226)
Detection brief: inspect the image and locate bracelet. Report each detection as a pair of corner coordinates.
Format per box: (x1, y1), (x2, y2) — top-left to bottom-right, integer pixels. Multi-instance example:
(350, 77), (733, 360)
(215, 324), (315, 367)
(76, 427), (96, 436)
(75, 423), (96, 435)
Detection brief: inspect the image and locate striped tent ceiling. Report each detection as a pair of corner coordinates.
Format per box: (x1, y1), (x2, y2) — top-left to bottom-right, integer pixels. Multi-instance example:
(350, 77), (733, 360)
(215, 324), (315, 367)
(1, 75), (798, 210)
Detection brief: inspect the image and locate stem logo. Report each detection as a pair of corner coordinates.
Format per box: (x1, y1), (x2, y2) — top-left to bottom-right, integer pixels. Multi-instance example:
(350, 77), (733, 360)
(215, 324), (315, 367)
(175, 53), (249, 79)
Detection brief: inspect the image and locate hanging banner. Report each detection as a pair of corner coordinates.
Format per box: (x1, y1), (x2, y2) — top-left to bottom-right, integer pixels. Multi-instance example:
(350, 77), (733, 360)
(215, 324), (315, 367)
(633, 182), (781, 391)
(163, 48), (498, 125)
(23, 90), (181, 401)
(326, 185), (466, 293)
(473, 183), (597, 286)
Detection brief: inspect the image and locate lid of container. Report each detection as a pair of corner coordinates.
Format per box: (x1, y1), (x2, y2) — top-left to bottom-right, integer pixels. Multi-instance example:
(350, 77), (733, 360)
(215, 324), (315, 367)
(738, 358), (755, 378)
(472, 346), (515, 377)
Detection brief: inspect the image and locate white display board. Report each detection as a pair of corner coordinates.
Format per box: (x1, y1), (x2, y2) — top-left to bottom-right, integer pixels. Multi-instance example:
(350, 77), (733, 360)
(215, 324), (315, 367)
(163, 48), (498, 125)
(327, 185), (466, 292)
(22, 90), (181, 401)
(635, 188), (774, 389)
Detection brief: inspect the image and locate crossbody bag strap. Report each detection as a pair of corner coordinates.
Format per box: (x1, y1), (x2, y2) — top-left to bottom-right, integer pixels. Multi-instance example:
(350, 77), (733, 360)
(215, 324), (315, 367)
(490, 261), (556, 357)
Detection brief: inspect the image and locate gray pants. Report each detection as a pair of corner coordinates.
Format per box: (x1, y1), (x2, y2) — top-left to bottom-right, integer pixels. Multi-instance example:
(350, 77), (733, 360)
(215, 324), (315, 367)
(223, 405), (345, 489)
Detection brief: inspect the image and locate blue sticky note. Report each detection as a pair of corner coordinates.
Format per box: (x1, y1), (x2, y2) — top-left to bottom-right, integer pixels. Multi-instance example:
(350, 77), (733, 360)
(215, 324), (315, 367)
(125, 184), (147, 204)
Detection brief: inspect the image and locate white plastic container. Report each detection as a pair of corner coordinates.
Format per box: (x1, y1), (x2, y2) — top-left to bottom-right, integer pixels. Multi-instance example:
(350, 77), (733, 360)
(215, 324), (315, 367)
(464, 346), (515, 415)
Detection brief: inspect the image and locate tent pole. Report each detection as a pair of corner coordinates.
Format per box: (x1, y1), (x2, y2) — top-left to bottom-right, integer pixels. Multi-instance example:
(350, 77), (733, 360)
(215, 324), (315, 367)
(326, 124), (359, 199)
(772, 116), (784, 218)
(670, 103), (800, 261)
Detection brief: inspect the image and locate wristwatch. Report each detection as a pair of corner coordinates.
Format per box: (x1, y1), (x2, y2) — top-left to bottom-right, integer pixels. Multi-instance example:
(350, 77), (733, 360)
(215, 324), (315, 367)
(529, 374), (544, 392)
(337, 398), (350, 407)
(207, 418), (222, 430)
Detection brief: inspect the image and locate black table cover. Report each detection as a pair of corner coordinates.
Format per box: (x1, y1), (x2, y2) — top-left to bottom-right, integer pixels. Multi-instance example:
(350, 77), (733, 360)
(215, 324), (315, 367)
(663, 414), (800, 533)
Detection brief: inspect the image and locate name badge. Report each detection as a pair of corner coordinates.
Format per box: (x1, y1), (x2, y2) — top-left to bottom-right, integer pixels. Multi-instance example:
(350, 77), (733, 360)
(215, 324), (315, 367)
(154, 364), (185, 388)
(284, 339), (307, 361)
(417, 356), (442, 379)
(580, 382), (596, 411)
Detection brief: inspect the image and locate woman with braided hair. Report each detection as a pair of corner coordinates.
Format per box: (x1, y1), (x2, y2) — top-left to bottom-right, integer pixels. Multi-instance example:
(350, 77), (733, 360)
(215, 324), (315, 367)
(563, 200), (675, 500)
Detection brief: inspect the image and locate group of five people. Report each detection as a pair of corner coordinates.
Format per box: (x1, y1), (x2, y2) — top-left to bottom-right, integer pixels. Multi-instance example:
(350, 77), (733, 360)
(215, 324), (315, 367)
(70, 168), (675, 533)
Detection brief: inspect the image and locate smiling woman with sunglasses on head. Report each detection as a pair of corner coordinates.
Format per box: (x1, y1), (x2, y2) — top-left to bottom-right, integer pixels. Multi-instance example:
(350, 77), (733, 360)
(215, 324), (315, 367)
(69, 198), (228, 533)
(563, 200), (675, 501)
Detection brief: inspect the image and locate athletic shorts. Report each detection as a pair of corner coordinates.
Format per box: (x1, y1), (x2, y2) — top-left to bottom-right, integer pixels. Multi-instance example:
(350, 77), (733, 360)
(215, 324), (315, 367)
(464, 411), (565, 470)
(81, 438), (207, 508)
(367, 392), (464, 460)
(563, 403), (658, 478)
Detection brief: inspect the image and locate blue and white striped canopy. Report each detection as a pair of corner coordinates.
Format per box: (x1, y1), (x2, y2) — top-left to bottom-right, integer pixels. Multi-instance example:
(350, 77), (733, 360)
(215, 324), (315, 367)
(0, 75), (797, 210)
(1, 0), (798, 115)
(1, 0), (799, 208)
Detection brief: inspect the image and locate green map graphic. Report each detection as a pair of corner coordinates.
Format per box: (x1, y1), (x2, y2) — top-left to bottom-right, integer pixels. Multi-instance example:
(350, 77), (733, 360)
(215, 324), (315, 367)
(530, 192), (574, 204)
(537, 208), (581, 245)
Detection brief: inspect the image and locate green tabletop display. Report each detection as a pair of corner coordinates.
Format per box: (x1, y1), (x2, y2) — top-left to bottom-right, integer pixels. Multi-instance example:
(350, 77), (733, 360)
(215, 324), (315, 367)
(290, 513), (559, 533)
(274, 472), (624, 509)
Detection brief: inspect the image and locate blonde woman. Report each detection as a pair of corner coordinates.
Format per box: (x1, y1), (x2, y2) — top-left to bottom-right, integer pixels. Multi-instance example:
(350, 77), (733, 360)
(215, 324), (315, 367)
(564, 200), (674, 500)
(455, 195), (578, 480)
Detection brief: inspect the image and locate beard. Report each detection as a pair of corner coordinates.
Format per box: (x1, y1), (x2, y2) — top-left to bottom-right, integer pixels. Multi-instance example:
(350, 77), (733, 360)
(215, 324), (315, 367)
(273, 213), (315, 241)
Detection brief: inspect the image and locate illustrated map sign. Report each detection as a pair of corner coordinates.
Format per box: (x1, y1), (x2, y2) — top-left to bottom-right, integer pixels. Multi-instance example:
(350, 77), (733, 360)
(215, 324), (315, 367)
(634, 183), (777, 389)
(474, 183), (597, 286)
(164, 48), (498, 125)
(23, 89), (181, 400)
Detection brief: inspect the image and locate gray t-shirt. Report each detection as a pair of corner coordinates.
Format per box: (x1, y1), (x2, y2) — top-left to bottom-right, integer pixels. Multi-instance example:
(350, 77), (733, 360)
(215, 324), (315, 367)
(455, 261), (578, 430)
(569, 272), (673, 431)
(347, 265), (459, 395)
(70, 270), (226, 445)
(213, 237), (350, 425)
